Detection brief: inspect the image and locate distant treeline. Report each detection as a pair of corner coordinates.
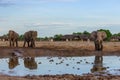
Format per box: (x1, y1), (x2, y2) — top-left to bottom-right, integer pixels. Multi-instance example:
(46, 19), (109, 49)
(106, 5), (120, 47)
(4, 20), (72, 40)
(40, 29), (119, 41)
(0, 29), (120, 41)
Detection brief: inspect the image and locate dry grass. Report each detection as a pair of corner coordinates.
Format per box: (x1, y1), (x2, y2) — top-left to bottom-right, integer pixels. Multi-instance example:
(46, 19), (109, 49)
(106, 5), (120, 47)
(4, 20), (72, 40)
(0, 41), (120, 51)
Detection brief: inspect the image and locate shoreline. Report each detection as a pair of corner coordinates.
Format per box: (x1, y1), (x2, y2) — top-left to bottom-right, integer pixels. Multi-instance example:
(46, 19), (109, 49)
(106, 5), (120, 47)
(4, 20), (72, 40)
(0, 74), (120, 80)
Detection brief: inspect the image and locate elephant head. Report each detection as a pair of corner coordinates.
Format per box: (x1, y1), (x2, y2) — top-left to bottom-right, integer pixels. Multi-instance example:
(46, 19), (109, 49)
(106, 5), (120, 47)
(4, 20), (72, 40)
(91, 31), (107, 51)
(8, 30), (19, 47)
(23, 30), (37, 47)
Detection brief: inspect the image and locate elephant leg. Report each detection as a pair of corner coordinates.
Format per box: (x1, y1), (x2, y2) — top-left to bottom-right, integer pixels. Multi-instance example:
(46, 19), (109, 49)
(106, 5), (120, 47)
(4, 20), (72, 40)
(27, 41), (30, 47)
(13, 41), (15, 47)
(98, 44), (101, 51)
(30, 41), (34, 47)
(96, 44), (99, 51)
(97, 42), (101, 51)
(30, 40), (35, 48)
(16, 40), (18, 47)
(30, 42), (33, 47)
(94, 41), (97, 50)
(94, 41), (99, 51)
(33, 41), (35, 47)
(23, 41), (26, 47)
(11, 41), (14, 47)
(11, 39), (15, 47)
(101, 44), (103, 51)
(95, 43), (97, 50)
(9, 40), (12, 47)
(100, 41), (103, 51)
(31, 41), (35, 47)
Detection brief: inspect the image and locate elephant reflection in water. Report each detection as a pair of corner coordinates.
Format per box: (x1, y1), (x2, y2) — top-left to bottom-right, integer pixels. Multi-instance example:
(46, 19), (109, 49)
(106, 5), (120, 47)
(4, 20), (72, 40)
(8, 57), (19, 69)
(24, 57), (37, 70)
(91, 55), (106, 73)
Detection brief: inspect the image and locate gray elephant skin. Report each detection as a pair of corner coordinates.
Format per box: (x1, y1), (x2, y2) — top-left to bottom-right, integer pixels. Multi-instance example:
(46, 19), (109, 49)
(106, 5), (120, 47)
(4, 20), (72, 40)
(23, 30), (37, 47)
(91, 31), (107, 51)
(8, 30), (19, 47)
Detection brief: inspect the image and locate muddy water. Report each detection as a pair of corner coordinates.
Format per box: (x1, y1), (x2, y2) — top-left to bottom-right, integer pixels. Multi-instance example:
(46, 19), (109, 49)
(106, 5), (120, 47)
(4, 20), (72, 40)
(0, 56), (120, 76)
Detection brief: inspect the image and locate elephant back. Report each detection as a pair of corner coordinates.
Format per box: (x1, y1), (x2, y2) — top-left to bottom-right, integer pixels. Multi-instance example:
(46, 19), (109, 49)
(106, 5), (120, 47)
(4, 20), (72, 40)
(24, 31), (37, 39)
(24, 31), (31, 39)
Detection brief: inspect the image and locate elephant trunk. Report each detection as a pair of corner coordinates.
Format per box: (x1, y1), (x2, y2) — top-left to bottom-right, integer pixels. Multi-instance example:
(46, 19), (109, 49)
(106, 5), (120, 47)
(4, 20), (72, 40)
(94, 39), (103, 51)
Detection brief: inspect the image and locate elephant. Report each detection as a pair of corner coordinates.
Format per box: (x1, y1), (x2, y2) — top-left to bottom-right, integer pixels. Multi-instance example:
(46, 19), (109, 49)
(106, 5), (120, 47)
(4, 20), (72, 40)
(23, 30), (37, 47)
(8, 30), (19, 47)
(8, 57), (19, 69)
(91, 31), (107, 51)
(91, 55), (106, 73)
(24, 57), (37, 70)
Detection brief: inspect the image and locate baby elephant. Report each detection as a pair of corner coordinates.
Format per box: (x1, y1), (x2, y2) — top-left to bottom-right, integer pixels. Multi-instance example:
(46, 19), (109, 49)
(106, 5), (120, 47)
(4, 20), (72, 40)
(91, 31), (107, 51)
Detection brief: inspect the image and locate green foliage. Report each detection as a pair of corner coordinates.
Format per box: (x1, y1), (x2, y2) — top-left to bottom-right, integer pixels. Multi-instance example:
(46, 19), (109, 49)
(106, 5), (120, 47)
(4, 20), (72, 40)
(36, 37), (40, 41)
(113, 33), (120, 36)
(43, 36), (49, 41)
(19, 35), (24, 41)
(54, 34), (63, 41)
(98, 29), (112, 41)
(83, 31), (90, 35)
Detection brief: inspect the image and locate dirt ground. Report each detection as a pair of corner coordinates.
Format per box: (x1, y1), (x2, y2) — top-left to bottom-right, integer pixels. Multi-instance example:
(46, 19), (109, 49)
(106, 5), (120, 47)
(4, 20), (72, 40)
(0, 41), (120, 57)
(0, 41), (120, 80)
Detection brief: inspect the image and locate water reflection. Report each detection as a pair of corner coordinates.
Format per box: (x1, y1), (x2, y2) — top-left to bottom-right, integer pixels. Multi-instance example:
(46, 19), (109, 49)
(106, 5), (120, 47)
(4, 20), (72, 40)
(2, 56), (119, 76)
(91, 54), (106, 73)
(24, 57), (37, 70)
(8, 57), (19, 69)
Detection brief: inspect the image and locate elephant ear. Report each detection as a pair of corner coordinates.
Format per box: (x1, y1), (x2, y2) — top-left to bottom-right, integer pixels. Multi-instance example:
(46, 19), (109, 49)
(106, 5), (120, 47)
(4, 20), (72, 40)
(101, 31), (107, 40)
(34, 31), (37, 37)
(90, 31), (97, 40)
(9, 30), (14, 37)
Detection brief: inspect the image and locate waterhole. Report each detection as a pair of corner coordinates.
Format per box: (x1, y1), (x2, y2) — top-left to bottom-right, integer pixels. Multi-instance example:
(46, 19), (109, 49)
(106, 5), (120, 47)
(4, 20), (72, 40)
(0, 56), (120, 76)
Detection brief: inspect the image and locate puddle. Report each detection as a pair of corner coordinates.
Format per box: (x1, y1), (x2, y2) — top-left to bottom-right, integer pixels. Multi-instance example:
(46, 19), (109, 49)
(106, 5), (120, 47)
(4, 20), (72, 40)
(0, 56), (120, 76)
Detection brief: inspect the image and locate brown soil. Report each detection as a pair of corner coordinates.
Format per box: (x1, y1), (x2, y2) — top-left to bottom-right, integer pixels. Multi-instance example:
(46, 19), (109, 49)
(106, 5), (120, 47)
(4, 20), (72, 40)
(0, 41), (120, 80)
(0, 74), (120, 80)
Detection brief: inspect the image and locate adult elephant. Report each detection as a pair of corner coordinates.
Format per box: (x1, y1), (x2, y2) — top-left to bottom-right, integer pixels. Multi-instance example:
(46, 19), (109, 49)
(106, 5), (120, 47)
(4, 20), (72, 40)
(91, 31), (107, 51)
(24, 57), (37, 70)
(8, 57), (19, 69)
(23, 30), (37, 47)
(8, 30), (19, 47)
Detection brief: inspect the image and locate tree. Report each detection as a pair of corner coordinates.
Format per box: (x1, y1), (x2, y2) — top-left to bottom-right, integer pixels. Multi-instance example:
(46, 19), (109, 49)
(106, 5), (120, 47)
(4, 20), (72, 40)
(44, 36), (49, 41)
(19, 35), (24, 41)
(54, 34), (63, 41)
(73, 32), (82, 35)
(83, 31), (90, 35)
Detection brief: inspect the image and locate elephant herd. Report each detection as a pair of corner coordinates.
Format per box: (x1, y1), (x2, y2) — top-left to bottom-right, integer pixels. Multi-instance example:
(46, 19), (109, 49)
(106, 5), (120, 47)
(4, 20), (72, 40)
(8, 30), (107, 51)
(8, 30), (37, 48)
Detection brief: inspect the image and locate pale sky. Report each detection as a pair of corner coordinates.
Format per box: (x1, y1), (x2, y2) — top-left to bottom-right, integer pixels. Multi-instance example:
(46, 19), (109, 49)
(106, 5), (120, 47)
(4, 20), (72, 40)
(0, 0), (120, 37)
